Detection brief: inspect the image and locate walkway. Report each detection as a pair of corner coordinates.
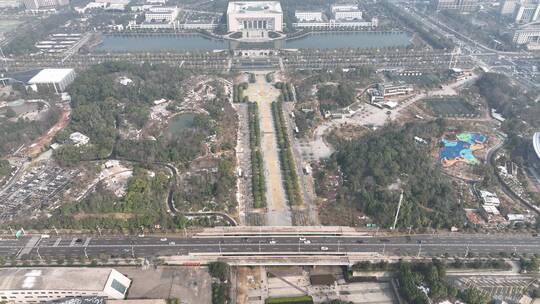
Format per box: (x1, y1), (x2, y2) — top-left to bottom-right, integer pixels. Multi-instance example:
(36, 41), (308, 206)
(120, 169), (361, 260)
(244, 73), (292, 226)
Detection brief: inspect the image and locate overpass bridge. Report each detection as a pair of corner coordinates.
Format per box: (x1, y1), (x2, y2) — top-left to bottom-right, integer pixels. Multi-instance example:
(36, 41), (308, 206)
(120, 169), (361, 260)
(1, 226), (538, 265)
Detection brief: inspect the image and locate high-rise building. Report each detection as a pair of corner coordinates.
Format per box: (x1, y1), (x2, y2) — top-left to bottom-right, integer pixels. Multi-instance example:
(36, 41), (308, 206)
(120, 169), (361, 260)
(432, 0), (477, 11)
(513, 2), (540, 23)
(500, 0), (519, 15)
(23, 0), (68, 10)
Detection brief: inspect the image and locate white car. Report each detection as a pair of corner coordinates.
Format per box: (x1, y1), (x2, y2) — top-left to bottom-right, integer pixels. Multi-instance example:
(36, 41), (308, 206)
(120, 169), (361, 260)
(160, 238), (168, 242)
(303, 240), (311, 244)
(169, 241), (176, 245)
(320, 246), (329, 251)
(299, 237), (307, 241)
(269, 240), (277, 244)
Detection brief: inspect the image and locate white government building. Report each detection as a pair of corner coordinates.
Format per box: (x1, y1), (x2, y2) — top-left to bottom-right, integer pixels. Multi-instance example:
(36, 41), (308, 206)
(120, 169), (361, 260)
(227, 1), (283, 38)
(0, 268), (131, 303)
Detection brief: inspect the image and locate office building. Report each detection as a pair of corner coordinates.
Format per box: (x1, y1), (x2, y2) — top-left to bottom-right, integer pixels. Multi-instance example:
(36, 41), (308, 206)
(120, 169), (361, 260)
(479, 190), (501, 206)
(23, 0), (68, 10)
(513, 24), (540, 44)
(331, 4), (363, 21)
(432, 0), (478, 11)
(376, 82), (414, 97)
(500, 0), (519, 15)
(295, 10), (324, 22)
(0, 268), (131, 303)
(331, 4), (358, 12)
(145, 6), (179, 23)
(227, 1), (283, 37)
(514, 2), (540, 23)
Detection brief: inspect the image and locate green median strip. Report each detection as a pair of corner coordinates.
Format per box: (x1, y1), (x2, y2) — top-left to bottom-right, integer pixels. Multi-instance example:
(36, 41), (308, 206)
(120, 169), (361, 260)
(271, 101), (302, 206)
(248, 102), (266, 208)
(265, 295), (314, 304)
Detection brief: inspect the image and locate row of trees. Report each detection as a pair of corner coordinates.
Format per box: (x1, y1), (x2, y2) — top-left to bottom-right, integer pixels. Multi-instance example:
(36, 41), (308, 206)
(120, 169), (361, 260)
(272, 101), (302, 205)
(275, 82), (295, 102)
(248, 102), (266, 208)
(208, 262), (230, 304)
(233, 82), (249, 103)
(380, 0), (454, 49)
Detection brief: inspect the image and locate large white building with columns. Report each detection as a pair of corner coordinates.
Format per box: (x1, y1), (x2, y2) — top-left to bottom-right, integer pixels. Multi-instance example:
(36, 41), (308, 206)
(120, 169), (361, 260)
(227, 1), (283, 38)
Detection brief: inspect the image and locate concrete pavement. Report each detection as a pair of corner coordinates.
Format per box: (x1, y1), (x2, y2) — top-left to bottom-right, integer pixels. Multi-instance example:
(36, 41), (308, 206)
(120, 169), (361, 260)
(1, 232), (539, 261)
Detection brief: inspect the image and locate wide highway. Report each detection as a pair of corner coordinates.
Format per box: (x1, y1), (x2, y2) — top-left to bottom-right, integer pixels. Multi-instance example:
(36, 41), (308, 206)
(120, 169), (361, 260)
(1, 234), (539, 259)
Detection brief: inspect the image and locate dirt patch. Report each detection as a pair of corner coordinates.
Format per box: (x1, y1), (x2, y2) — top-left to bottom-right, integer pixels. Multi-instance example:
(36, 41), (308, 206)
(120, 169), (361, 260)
(25, 104), (70, 157)
(236, 266), (263, 304)
(73, 212), (136, 220)
(119, 266), (212, 304)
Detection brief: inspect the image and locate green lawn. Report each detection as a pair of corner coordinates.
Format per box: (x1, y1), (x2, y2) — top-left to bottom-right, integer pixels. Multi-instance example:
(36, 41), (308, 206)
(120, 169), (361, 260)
(424, 97), (478, 117)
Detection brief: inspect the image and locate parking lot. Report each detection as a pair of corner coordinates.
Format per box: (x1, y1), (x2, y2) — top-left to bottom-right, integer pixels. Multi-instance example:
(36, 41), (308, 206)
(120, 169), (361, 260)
(0, 162), (76, 221)
(451, 276), (536, 303)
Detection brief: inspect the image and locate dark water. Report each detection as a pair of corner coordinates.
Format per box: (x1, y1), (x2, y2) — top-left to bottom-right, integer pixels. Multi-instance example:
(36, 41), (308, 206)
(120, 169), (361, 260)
(96, 31), (411, 52)
(167, 113), (197, 135)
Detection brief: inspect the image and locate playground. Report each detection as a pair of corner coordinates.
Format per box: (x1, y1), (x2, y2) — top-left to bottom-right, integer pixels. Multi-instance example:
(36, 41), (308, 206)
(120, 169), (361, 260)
(440, 132), (487, 167)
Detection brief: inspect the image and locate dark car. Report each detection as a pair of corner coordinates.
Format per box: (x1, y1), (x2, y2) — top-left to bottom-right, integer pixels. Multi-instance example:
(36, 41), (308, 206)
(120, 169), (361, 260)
(356, 240), (364, 243)
(379, 238), (390, 243)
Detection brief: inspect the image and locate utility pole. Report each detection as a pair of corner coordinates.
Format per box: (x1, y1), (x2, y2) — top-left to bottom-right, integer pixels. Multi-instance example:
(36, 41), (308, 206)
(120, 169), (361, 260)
(417, 243), (422, 258)
(96, 226), (102, 237)
(84, 247), (88, 259)
(258, 240), (261, 253)
(391, 190), (404, 230)
(218, 241), (222, 254)
(465, 243), (470, 258)
(52, 226), (59, 236)
(382, 243), (386, 256)
(131, 241), (135, 258)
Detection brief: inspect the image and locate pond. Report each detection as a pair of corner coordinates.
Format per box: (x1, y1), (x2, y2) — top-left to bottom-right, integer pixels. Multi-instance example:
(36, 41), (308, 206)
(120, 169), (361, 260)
(96, 31), (411, 52)
(167, 113), (197, 135)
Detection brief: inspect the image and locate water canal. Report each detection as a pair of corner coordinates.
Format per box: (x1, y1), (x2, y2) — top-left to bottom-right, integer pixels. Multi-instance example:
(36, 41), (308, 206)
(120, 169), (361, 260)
(96, 31), (411, 52)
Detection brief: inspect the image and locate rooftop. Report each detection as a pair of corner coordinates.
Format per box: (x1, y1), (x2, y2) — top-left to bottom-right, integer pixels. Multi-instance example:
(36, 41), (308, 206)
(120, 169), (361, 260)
(28, 69), (74, 84)
(227, 1), (282, 14)
(0, 268), (114, 291)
